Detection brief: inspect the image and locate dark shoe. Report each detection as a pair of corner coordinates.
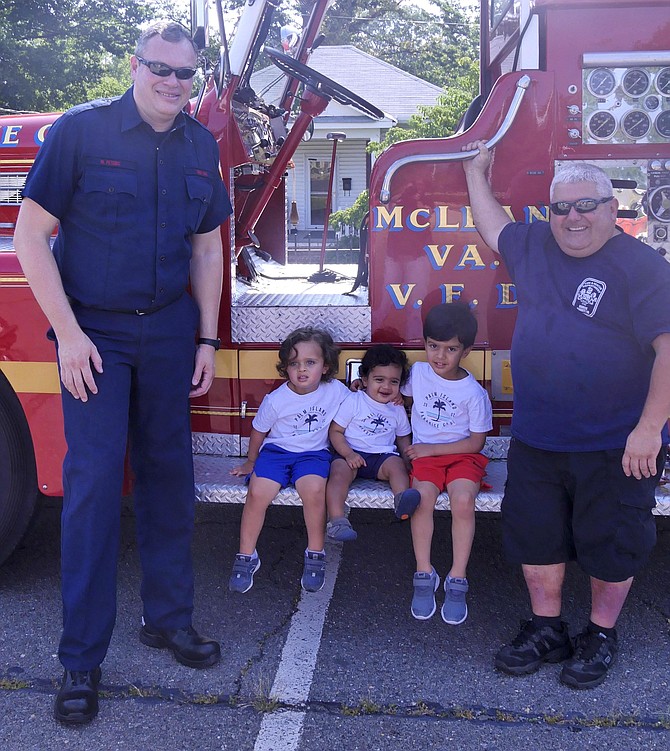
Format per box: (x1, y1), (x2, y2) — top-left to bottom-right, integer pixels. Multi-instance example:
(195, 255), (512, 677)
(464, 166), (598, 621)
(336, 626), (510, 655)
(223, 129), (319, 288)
(495, 619), (573, 676)
(560, 626), (618, 689)
(139, 624), (221, 669)
(53, 667), (101, 725)
(394, 489), (420, 520)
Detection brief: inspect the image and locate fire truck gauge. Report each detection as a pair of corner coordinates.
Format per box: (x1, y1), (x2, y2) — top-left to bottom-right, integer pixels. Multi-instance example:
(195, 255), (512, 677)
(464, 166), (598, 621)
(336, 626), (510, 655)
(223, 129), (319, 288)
(622, 110), (651, 139)
(644, 95), (660, 110)
(649, 186), (670, 223)
(655, 67), (670, 96)
(622, 69), (650, 97)
(587, 111), (617, 140)
(654, 110), (670, 139)
(587, 68), (616, 97)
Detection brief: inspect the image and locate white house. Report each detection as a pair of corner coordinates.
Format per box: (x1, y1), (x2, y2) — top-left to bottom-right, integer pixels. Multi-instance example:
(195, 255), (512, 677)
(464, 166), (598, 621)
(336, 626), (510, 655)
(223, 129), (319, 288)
(251, 45), (444, 232)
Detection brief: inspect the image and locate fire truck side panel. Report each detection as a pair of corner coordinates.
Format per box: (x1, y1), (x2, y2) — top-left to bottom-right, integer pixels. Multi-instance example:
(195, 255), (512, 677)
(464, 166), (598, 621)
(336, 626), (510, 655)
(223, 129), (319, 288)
(368, 71), (558, 357)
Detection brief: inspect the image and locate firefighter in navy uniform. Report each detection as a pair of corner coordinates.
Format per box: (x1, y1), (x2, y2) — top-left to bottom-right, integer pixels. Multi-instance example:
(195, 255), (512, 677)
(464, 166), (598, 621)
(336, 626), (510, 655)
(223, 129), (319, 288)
(14, 22), (232, 724)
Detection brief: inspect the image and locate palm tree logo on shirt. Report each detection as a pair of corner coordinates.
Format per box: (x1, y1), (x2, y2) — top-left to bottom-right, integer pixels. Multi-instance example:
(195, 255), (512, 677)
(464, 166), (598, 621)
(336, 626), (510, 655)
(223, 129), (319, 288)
(304, 413), (319, 431)
(421, 392), (457, 425)
(432, 398), (447, 421)
(370, 415), (387, 433)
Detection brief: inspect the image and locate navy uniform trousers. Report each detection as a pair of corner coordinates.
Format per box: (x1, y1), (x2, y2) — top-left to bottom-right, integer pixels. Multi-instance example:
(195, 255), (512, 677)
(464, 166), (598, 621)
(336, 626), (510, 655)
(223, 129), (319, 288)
(56, 294), (200, 671)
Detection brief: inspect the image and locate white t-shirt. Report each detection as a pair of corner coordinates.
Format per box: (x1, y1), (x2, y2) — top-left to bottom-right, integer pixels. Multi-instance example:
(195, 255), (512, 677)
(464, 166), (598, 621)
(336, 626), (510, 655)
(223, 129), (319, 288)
(333, 389), (411, 455)
(253, 379), (350, 453)
(401, 361), (492, 445)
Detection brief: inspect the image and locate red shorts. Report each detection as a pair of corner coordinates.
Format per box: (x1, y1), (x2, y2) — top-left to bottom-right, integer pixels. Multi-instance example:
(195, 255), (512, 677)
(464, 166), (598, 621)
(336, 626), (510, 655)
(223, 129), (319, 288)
(410, 453), (488, 491)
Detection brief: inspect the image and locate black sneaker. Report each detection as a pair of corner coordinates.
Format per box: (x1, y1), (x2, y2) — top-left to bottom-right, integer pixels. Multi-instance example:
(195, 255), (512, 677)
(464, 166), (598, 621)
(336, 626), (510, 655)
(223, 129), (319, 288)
(560, 626), (618, 689)
(495, 619), (573, 676)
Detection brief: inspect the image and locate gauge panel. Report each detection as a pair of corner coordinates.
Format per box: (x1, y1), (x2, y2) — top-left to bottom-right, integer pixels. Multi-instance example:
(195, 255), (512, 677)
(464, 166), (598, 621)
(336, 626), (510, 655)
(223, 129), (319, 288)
(622, 68), (650, 97)
(655, 110), (670, 139)
(649, 186), (670, 223)
(622, 110), (651, 139)
(655, 67), (670, 96)
(587, 68), (616, 97)
(582, 63), (670, 144)
(587, 111), (617, 140)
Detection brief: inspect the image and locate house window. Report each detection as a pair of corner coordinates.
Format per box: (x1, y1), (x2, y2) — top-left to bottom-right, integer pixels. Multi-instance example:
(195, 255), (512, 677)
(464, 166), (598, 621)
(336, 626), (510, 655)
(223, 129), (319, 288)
(308, 158), (332, 227)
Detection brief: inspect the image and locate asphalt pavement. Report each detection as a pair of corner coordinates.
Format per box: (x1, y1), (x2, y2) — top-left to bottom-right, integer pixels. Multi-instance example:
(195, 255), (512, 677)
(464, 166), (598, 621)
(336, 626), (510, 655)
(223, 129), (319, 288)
(1, 496), (670, 751)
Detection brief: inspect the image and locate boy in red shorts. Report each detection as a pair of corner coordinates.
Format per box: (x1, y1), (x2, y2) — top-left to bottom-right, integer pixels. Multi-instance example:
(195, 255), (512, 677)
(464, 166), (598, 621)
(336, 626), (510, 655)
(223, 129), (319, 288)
(402, 302), (492, 624)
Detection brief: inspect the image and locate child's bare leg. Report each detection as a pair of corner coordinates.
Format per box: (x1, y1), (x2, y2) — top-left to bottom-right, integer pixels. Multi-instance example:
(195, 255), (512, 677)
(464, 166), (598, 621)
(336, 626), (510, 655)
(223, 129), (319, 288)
(326, 458), (356, 520)
(378, 455), (410, 494)
(295, 474), (327, 551)
(239, 475), (281, 555)
(446, 478), (478, 579)
(410, 479), (439, 573)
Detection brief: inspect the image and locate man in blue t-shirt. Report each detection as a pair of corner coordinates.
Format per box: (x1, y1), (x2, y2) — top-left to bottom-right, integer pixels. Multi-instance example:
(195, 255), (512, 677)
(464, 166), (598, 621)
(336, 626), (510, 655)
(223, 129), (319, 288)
(15, 22), (232, 724)
(463, 141), (670, 690)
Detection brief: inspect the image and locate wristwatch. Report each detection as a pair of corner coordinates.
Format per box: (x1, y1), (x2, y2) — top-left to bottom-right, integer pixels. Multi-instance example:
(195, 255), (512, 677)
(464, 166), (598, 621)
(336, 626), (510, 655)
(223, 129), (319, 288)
(197, 337), (221, 350)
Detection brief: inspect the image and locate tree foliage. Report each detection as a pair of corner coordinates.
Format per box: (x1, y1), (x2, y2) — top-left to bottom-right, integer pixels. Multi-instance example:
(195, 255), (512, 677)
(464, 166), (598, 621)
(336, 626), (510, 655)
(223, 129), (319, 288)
(368, 56), (479, 155)
(319, 0), (478, 88)
(0, 0), (182, 112)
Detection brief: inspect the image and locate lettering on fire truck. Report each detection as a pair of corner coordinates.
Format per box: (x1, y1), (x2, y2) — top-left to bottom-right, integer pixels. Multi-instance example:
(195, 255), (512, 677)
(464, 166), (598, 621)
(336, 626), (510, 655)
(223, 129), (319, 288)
(372, 204), (549, 310)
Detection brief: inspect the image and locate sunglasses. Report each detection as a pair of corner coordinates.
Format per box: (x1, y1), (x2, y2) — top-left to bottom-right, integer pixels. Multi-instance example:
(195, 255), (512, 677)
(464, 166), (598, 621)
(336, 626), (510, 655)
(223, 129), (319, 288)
(136, 56), (197, 80)
(549, 196), (614, 215)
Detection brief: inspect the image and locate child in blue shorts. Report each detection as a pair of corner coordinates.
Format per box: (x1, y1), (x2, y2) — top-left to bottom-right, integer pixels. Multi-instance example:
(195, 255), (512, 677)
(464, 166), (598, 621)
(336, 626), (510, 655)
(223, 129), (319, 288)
(326, 344), (420, 541)
(403, 302), (492, 625)
(228, 327), (349, 594)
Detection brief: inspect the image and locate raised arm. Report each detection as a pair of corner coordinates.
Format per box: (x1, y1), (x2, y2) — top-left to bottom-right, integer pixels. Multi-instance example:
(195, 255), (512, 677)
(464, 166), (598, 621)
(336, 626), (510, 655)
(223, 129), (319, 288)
(14, 197), (103, 401)
(461, 141), (512, 253)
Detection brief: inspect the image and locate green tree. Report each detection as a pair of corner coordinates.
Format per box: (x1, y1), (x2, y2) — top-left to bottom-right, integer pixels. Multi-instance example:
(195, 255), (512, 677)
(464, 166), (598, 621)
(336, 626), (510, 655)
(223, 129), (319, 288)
(368, 57), (479, 155)
(320, 0), (478, 88)
(0, 0), (181, 112)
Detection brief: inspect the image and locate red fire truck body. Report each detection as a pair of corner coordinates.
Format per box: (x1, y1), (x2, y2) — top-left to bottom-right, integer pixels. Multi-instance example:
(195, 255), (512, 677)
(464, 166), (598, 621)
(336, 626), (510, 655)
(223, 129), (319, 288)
(0, 0), (668, 562)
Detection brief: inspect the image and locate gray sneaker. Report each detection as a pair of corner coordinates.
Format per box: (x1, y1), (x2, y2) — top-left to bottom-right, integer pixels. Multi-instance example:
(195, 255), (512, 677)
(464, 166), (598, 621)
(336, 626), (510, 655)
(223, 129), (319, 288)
(301, 551), (326, 592)
(441, 576), (469, 625)
(411, 568), (440, 620)
(229, 554), (261, 593)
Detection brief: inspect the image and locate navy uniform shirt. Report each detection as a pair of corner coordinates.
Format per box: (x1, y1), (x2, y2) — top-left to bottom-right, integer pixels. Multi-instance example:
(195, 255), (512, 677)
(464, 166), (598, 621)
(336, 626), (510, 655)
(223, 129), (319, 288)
(23, 87), (232, 312)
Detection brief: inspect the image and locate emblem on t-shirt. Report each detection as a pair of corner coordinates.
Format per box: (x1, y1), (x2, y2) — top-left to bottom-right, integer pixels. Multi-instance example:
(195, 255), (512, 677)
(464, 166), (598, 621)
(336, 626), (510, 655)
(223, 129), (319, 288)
(292, 406), (328, 434)
(419, 392), (457, 426)
(572, 278), (606, 317)
(360, 412), (391, 436)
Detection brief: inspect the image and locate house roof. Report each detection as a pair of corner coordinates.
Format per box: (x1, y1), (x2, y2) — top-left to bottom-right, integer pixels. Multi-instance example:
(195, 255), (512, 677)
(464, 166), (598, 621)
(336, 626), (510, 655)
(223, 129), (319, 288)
(251, 45), (443, 124)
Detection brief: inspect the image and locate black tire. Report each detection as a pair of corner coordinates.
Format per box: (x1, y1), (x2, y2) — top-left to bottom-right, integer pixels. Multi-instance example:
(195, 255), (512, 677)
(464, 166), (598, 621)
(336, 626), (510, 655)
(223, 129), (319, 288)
(0, 375), (39, 566)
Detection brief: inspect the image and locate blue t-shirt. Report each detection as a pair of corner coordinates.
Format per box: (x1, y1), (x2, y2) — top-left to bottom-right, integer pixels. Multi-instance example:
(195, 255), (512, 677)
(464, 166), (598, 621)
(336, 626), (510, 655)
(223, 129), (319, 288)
(499, 221), (670, 451)
(23, 88), (232, 312)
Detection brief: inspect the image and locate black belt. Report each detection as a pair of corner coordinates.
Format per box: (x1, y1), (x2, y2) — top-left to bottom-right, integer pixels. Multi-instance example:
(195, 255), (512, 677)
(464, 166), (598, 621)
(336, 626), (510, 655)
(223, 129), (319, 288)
(69, 293), (183, 316)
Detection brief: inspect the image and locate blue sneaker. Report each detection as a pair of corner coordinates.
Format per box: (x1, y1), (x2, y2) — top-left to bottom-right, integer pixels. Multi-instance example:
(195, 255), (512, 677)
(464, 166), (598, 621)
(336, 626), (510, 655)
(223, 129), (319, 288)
(229, 554), (261, 593)
(326, 517), (358, 542)
(301, 551), (326, 592)
(441, 575), (469, 625)
(411, 568), (440, 620)
(394, 489), (420, 520)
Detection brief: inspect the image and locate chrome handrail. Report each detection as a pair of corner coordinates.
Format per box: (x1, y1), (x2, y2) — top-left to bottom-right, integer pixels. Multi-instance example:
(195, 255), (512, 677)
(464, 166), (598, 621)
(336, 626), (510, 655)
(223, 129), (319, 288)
(379, 74), (531, 203)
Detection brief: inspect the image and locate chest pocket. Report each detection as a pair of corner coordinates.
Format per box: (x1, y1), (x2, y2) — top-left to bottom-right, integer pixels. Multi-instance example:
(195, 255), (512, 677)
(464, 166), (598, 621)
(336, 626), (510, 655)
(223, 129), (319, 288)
(81, 166), (138, 230)
(185, 169), (214, 233)
(83, 168), (137, 197)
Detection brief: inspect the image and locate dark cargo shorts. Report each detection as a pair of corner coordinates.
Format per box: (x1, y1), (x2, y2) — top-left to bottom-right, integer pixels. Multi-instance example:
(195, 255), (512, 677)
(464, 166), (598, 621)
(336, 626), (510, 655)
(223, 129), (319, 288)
(502, 439), (662, 582)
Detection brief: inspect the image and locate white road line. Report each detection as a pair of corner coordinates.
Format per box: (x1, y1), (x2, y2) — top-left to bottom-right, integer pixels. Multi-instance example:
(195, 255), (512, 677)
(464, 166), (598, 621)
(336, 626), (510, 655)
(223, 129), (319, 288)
(252, 541), (342, 751)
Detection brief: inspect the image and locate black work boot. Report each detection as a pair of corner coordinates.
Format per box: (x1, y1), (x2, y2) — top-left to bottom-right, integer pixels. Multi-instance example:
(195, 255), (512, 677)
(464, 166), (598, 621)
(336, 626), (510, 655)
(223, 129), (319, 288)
(495, 619), (573, 675)
(560, 625), (618, 689)
(54, 667), (102, 725)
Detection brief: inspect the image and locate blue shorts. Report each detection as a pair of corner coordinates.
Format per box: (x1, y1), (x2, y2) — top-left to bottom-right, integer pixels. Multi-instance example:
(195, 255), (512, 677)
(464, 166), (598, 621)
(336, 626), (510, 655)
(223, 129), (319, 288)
(339, 451), (399, 480)
(253, 443), (332, 487)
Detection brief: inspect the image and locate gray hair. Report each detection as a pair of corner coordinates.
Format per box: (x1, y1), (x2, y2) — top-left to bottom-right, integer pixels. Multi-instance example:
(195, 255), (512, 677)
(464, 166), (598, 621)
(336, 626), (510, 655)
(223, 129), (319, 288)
(135, 21), (198, 58)
(550, 162), (613, 201)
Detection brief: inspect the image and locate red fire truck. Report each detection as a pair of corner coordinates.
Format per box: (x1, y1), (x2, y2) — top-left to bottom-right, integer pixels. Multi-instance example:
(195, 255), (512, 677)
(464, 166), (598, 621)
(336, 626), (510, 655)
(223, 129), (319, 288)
(0, 0), (669, 564)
